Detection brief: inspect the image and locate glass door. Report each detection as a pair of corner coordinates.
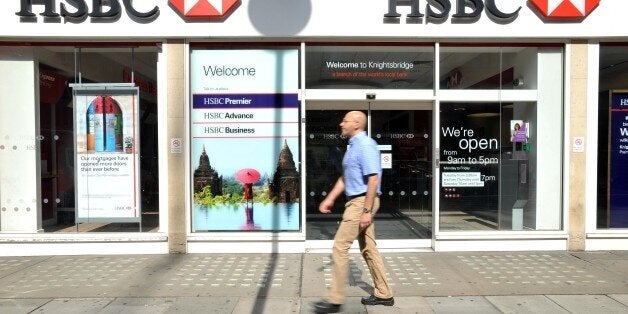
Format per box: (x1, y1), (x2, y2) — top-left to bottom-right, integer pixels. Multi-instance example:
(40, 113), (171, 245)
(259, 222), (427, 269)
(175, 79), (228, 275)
(370, 102), (432, 239)
(305, 101), (432, 240)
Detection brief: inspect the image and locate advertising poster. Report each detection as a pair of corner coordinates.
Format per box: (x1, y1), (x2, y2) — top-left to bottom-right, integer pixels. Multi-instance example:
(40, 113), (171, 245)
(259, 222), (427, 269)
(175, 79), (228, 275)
(73, 86), (140, 222)
(609, 92), (628, 227)
(190, 49), (300, 232)
(510, 120), (528, 143)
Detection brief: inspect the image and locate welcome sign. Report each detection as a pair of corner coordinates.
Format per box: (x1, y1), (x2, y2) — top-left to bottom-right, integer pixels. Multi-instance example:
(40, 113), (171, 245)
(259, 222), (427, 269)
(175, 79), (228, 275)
(190, 48), (300, 232)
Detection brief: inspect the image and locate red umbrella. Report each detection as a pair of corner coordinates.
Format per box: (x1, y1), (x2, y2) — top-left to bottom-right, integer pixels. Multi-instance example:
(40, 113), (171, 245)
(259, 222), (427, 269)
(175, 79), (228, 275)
(236, 168), (261, 184)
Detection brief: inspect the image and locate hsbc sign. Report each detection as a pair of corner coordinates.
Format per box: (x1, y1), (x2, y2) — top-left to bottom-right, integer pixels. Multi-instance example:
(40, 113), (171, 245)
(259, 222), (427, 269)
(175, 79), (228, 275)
(386, 0), (601, 22)
(169, 0), (240, 18)
(14, 0), (241, 21)
(15, 0), (159, 20)
(529, 0), (600, 18)
(13, 0), (601, 23)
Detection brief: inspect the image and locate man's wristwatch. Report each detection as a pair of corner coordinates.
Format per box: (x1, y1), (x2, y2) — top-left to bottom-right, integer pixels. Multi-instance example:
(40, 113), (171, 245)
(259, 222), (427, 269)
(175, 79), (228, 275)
(362, 208), (372, 214)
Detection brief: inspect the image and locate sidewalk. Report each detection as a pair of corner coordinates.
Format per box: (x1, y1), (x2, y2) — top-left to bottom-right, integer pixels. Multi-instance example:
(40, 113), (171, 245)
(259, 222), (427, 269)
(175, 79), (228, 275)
(0, 251), (627, 313)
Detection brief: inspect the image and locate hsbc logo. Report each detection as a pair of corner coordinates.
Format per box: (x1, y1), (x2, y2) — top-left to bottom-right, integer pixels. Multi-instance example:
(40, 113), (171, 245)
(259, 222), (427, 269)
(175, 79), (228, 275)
(169, 0), (240, 18)
(385, 0), (601, 23)
(529, 0), (600, 19)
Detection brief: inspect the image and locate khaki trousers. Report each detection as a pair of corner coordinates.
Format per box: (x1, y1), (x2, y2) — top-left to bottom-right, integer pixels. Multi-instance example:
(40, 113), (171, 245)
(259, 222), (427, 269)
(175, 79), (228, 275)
(326, 196), (392, 304)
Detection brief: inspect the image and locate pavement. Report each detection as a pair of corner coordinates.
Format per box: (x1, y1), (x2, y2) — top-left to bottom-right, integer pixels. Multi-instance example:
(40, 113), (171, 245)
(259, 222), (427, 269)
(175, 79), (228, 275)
(0, 251), (627, 313)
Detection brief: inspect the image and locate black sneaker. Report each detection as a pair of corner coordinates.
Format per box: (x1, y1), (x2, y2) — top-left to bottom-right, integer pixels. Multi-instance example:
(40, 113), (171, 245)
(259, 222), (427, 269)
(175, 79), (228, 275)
(312, 300), (342, 313)
(361, 295), (395, 306)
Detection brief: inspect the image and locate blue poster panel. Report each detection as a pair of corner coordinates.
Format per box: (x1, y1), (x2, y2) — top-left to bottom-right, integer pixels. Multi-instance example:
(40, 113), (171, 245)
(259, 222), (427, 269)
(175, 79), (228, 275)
(190, 49), (300, 232)
(609, 92), (628, 227)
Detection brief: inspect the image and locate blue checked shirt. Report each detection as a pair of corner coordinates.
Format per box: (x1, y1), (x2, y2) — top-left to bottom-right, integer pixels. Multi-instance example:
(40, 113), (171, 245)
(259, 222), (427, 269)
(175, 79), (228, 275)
(342, 131), (382, 196)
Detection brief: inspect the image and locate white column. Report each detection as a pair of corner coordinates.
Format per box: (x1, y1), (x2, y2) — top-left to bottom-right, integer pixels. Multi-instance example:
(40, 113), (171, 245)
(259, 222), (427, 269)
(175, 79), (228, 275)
(535, 48), (564, 230)
(0, 47), (42, 232)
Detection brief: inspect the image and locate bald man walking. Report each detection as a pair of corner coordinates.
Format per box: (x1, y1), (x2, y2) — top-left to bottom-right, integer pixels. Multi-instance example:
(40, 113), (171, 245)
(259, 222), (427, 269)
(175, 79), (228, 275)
(312, 111), (394, 313)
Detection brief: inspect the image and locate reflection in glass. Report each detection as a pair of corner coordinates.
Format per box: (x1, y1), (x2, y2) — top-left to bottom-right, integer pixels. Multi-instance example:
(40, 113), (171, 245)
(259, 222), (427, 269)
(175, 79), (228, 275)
(439, 46), (538, 90)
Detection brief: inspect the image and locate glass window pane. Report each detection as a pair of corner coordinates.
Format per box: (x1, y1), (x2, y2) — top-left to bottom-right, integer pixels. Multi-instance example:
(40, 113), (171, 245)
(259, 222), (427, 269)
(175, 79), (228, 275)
(0, 45), (159, 233)
(306, 45), (434, 89)
(440, 46), (538, 90)
(598, 45), (628, 228)
(439, 101), (561, 231)
(439, 103), (502, 230)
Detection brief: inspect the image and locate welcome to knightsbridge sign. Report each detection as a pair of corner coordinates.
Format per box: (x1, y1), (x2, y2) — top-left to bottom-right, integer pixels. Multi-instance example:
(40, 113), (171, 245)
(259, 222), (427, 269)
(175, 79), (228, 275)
(14, 0), (601, 22)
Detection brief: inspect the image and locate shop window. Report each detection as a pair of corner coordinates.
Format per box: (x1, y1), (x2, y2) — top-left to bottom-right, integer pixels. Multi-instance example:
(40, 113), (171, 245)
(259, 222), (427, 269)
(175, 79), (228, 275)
(438, 46), (563, 231)
(305, 45), (434, 89)
(439, 46), (538, 90)
(597, 44), (628, 229)
(0, 45), (159, 233)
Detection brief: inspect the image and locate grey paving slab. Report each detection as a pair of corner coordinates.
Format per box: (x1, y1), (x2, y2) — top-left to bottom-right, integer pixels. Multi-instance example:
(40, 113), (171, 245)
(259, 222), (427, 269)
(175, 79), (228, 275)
(366, 296), (434, 313)
(0, 298), (51, 314)
(0, 255), (170, 298)
(302, 253), (479, 298)
(426, 296), (501, 314)
(232, 297), (300, 314)
(546, 295), (628, 314)
(0, 254), (303, 299)
(0, 256), (50, 278)
(485, 295), (569, 313)
(35, 298), (114, 313)
(143, 254), (303, 298)
(301, 296), (366, 314)
(98, 297), (239, 313)
(570, 251), (628, 277)
(610, 294), (628, 306)
(445, 252), (628, 295)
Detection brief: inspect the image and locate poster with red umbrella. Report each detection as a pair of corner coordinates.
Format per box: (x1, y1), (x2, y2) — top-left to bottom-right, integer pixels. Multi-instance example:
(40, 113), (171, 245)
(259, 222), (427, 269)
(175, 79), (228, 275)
(237, 168), (259, 202)
(236, 168), (261, 184)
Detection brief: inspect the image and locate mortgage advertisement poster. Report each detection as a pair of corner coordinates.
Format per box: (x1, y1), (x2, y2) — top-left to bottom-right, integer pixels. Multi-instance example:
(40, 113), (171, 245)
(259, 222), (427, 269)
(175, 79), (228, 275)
(190, 48), (300, 232)
(73, 86), (140, 222)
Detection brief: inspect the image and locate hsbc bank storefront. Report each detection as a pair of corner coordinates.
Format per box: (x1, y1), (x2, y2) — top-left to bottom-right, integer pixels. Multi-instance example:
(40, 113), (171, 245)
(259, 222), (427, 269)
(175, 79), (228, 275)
(0, 0), (627, 255)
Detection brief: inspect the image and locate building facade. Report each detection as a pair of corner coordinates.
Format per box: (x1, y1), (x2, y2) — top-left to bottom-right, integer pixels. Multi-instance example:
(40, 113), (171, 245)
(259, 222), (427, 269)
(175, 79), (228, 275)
(0, 0), (627, 255)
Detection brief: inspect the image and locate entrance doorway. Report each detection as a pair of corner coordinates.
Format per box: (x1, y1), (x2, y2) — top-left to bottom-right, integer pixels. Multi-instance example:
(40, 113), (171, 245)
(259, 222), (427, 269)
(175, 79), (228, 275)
(304, 101), (433, 241)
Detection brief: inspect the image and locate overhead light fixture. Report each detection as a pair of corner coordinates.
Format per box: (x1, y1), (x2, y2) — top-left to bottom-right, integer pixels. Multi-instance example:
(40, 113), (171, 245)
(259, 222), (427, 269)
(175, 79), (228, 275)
(467, 112), (500, 118)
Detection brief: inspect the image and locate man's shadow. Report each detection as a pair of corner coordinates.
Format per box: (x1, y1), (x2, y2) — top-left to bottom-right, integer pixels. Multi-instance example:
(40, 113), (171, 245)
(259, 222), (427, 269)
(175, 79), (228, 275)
(318, 254), (374, 295)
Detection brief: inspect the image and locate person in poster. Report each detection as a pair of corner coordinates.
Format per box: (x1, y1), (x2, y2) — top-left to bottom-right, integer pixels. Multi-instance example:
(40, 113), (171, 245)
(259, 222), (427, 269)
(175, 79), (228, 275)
(511, 120), (527, 143)
(312, 111), (394, 313)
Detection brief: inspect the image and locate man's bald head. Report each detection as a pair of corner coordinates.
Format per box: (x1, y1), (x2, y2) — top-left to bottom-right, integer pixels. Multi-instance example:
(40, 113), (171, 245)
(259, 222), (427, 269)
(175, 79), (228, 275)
(347, 111), (367, 131)
(340, 111), (367, 138)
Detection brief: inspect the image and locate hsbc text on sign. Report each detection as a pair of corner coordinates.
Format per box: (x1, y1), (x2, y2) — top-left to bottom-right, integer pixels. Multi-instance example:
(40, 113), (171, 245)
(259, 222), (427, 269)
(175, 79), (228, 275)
(385, 0), (522, 21)
(15, 0), (159, 20)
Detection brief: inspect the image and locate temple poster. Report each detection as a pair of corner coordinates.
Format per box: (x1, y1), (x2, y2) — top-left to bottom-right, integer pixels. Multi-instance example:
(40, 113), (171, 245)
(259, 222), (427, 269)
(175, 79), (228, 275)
(73, 86), (140, 223)
(190, 49), (300, 231)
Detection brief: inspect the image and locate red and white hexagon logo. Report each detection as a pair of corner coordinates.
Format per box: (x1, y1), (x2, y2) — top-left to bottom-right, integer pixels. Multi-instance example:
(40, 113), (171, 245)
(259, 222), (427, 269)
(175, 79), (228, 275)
(529, 0), (600, 19)
(169, 0), (240, 18)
